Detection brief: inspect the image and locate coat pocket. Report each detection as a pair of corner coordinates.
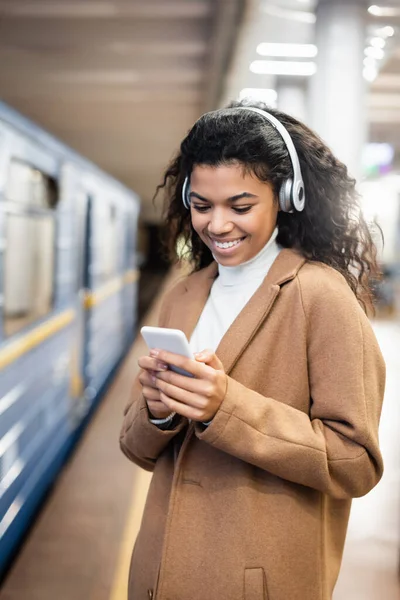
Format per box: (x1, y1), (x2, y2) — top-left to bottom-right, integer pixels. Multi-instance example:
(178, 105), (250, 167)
(244, 567), (269, 600)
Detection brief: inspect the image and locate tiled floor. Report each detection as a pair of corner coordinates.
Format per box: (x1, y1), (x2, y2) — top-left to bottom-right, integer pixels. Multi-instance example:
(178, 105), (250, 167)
(0, 309), (399, 599)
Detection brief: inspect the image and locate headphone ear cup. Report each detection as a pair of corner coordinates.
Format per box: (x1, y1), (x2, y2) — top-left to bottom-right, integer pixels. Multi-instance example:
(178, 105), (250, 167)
(182, 177), (191, 209)
(279, 179), (293, 213)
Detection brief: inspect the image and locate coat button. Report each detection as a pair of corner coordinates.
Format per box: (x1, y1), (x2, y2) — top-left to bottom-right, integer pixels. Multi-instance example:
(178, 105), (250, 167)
(147, 590), (154, 599)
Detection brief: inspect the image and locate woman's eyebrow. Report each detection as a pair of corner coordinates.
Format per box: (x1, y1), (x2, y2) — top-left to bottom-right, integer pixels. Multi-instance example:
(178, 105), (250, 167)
(189, 191), (258, 202)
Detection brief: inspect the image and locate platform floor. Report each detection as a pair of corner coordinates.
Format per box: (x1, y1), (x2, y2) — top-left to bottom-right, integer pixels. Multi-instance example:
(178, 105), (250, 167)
(0, 297), (399, 599)
(334, 320), (400, 600)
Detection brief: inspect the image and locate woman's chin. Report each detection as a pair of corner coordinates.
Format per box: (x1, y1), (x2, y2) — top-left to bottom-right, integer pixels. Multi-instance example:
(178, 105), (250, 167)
(214, 252), (245, 267)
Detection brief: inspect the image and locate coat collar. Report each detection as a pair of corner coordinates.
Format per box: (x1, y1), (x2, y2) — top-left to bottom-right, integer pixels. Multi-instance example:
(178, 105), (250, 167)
(168, 248), (306, 375)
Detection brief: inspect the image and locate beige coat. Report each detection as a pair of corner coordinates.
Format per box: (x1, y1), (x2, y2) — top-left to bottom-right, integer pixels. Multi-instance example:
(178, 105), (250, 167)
(120, 249), (385, 600)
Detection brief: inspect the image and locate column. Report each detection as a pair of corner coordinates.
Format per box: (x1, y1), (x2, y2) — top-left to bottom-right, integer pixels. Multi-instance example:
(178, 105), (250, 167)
(309, 0), (368, 181)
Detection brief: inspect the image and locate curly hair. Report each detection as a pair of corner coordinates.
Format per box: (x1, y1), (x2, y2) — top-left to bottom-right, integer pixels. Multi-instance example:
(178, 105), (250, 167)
(155, 100), (380, 313)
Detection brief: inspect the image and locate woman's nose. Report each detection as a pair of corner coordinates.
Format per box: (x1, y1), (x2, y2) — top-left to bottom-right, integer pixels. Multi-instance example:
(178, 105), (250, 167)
(208, 211), (233, 235)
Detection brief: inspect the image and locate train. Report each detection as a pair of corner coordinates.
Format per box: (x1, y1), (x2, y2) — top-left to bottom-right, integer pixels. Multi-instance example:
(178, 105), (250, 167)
(0, 101), (140, 577)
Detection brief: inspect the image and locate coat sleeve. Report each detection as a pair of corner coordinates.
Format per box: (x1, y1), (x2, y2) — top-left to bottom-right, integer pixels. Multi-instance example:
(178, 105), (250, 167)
(119, 285), (189, 472)
(195, 271), (386, 499)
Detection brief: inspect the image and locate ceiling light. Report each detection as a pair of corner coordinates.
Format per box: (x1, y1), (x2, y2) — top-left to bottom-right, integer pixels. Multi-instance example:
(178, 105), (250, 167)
(370, 37), (386, 48)
(368, 5), (400, 17)
(256, 43), (317, 58)
(250, 60), (317, 76)
(363, 66), (378, 82)
(381, 26), (395, 37)
(364, 46), (385, 59)
(238, 88), (278, 105)
(363, 56), (377, 67)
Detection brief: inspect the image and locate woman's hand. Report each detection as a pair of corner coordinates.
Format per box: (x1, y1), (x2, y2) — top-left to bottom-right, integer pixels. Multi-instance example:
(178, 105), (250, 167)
(137, 355), (172, 419)
(151, 348), (227, 423)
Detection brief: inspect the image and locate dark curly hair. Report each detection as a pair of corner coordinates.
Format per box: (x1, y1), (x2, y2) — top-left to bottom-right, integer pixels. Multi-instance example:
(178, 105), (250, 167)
(155, 100), (380, 313)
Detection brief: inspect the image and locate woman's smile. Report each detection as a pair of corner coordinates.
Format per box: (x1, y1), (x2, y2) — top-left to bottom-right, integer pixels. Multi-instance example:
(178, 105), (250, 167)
(209, 235), (247, 254)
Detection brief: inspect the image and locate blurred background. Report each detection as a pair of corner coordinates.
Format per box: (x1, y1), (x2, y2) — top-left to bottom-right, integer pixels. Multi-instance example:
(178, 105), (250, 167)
(0, 1), (398, 599)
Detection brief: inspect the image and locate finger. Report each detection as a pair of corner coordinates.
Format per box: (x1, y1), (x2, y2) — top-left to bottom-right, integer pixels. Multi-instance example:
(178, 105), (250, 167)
(155, 369), (212, 395)
(139, 370), (153, 385)
(149, 349), (213, 379)
(194, 349), (224, 371)
(139, 370), (159, 389)
(155, 377), (207, 410)
(159, 392), (203, 421)
(142, 386), (161, 402)
(147, 400), (172, 419)
(138, 356), (169, 372)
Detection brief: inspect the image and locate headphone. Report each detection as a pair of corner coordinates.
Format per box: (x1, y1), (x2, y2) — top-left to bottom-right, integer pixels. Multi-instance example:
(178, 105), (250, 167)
(182, 106), (305, 214)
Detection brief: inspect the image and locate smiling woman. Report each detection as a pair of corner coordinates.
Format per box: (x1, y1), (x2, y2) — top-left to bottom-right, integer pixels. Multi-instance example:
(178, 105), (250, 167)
(119, 100), (385, 600)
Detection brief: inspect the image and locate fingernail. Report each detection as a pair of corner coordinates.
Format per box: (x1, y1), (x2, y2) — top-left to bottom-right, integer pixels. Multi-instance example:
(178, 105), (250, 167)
(158, 362), (168, 370)
(151, 375), (156, 383)
(150, 349), (159, 358)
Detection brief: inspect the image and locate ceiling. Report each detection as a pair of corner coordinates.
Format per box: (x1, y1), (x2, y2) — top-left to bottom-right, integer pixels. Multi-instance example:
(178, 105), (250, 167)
(0, 0), (399, 222)
(0, 0), (244, 222)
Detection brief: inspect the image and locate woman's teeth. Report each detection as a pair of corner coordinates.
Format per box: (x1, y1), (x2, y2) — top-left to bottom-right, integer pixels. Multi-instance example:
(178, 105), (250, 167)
(214, 238), (243, 249)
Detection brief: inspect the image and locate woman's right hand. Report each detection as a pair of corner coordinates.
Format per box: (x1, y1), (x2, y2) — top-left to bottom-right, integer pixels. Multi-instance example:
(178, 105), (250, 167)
(138, 356), (173, 419)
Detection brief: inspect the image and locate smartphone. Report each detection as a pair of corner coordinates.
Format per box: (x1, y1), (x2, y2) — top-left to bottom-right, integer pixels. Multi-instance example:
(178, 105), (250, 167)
(140, 326), (194, 377)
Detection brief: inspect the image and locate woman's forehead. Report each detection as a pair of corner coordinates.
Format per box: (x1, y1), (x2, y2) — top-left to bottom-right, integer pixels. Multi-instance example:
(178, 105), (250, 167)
(190, 164), (272, 200)
(190, 164), (271, 192)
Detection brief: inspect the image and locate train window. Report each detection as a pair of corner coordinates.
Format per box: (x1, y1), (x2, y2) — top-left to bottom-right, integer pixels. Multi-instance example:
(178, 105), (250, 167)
(6, 160), (58, 209)
(3, 160), (58, 337)
(97, 203), (118, 284)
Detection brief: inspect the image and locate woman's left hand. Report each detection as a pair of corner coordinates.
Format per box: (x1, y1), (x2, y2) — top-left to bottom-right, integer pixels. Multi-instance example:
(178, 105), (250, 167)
(150, 348), (227, 423)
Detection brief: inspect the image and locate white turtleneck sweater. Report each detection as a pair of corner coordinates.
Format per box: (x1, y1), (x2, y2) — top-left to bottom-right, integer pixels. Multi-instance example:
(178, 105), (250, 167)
(190, 228), (281, 354)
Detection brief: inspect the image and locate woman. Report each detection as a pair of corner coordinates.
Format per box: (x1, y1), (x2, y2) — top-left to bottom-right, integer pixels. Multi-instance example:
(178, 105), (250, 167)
(120, 102), (385, 600)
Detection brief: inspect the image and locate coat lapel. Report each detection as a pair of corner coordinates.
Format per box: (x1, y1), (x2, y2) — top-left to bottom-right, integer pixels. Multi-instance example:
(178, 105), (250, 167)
(215, 248), (306, 374)
(168, 249), (306, 375)
(215, 282), (280, 375)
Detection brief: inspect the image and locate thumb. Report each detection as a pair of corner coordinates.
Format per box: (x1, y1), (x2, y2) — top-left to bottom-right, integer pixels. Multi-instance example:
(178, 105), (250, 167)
(194, 349), (224, 371)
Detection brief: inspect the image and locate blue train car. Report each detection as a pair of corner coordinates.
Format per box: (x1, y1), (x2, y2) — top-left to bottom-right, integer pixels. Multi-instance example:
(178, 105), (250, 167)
(0, 102), (140, 576)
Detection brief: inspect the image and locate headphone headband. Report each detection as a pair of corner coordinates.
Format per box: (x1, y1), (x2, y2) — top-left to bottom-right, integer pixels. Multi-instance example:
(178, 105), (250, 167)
(182, 106), (305, 213)
(237, 107), (303, 187)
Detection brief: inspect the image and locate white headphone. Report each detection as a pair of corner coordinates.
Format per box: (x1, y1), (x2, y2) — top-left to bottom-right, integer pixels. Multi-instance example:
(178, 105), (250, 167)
(182, 106), (305, 214)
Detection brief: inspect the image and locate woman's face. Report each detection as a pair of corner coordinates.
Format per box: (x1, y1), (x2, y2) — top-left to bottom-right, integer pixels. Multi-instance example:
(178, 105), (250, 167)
(190, 163), (279, 266)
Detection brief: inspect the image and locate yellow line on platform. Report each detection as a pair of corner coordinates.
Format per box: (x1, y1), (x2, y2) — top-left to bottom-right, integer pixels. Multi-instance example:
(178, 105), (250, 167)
(109, 468), (152, 600)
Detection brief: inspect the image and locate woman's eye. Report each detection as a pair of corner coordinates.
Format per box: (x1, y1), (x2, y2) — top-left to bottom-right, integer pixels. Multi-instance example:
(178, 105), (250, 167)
(192, 204), (210, 213)
(192, 204), (252, 214)
(233, 206), (252, 214)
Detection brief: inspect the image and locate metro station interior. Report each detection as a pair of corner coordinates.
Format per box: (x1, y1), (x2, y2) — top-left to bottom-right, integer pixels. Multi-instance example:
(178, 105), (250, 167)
(0, 1), (399, 599)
